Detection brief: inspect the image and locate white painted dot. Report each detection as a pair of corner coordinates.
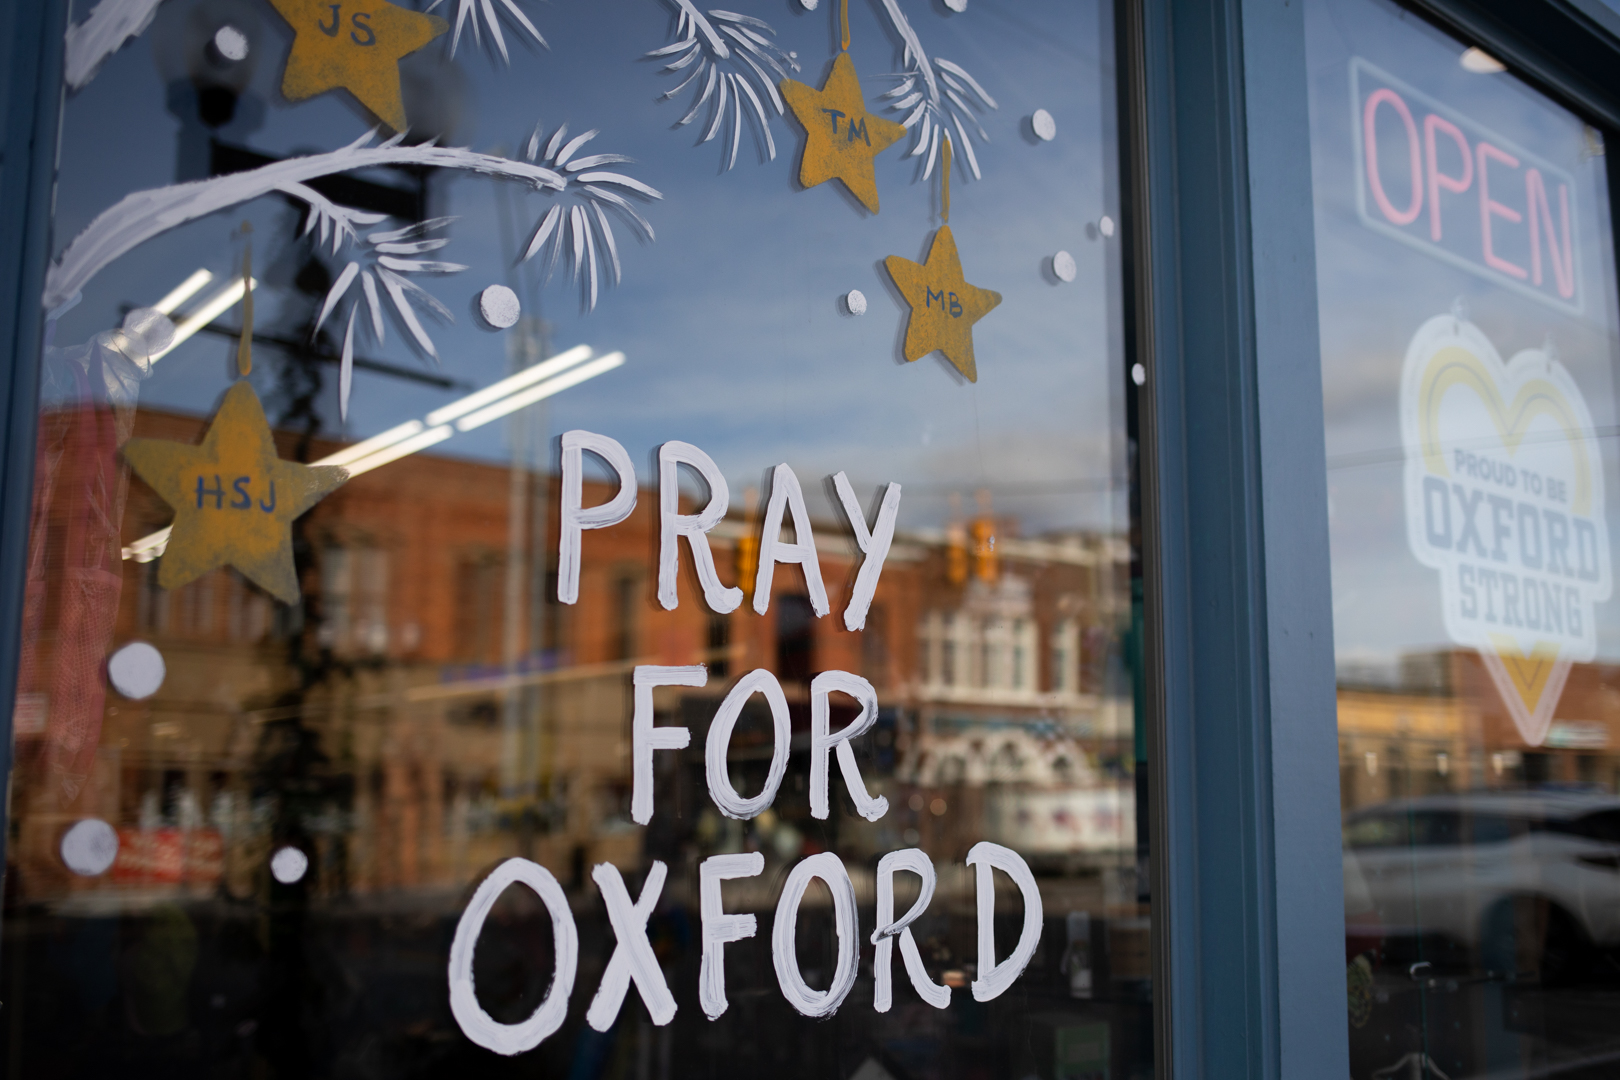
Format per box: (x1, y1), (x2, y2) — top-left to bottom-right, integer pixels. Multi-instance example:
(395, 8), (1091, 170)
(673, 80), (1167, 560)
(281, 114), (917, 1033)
(1052, 250), (1077, 283)
(799, 0), (818, 8)
(271, 846), (310, 884)
(61, 819), (119, 876)
(479, 284), (521, 329)
(944, 0), (967, 11)
(1031, 109), (1056, 141)
(845, 289), (867, 315)
(1099, 215), (1116, 238)
(214, 25), (249, 62)
(107, 641), (165, 700)
(1132, 363), (1146, 386)
(120, 307), (175, 358)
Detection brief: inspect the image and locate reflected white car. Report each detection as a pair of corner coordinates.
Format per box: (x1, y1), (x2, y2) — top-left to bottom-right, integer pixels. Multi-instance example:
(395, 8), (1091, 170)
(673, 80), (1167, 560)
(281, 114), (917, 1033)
(1344, 792), (1620, 958)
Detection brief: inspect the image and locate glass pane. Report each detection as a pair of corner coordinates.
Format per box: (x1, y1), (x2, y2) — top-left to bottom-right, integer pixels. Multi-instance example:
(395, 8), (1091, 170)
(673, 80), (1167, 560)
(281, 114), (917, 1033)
(2, 1), (1150, 1077)
(1307, 0), (1620, 1075)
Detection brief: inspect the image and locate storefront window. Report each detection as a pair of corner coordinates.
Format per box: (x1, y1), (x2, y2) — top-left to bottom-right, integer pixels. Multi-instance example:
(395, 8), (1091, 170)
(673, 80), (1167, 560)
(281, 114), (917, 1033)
(3, 1), (1149, 1077)
(1308, 0), (1620, 1074)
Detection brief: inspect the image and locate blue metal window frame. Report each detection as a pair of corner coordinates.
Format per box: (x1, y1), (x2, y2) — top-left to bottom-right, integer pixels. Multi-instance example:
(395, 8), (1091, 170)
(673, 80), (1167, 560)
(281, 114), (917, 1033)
(1127, 0), (1620, 1077)
(0, 0), (69, 875)
(0, 0), (1618, 1077)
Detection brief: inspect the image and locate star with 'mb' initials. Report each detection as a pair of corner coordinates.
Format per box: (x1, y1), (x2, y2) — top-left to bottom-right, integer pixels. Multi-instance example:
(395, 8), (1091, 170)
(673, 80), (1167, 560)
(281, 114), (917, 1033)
(122, 382), (348, 605)
(781, 53), (907, 213)
(884, 226), (1002, 382)
(267, 0), (447, 132)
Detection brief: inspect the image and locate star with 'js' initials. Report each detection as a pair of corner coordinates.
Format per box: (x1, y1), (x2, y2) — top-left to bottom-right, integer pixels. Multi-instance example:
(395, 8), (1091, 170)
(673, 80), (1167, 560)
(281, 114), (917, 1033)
(781, 53), (907, 213)
(884, 226), (1003, 382)
(122, 382), (348, 605)
(267, 0), (447, 132)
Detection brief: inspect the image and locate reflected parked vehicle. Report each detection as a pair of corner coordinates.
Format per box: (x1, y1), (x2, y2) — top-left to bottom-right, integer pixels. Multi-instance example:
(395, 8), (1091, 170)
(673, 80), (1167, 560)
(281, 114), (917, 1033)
(1344, 792), (1620, 981)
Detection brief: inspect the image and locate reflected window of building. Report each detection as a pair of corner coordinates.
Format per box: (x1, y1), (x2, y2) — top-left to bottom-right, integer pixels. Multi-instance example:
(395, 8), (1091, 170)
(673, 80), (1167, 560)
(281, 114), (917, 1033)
(776, 594), (816, 685)
(612, 569), (640, 662)
(454, 550), (504, 664)
(863, 603), (890, 690)
(707, 610), (731, 680)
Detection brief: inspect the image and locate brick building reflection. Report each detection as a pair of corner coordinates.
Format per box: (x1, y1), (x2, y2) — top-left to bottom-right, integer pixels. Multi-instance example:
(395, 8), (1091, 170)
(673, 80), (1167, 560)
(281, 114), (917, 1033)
(1338, 650), (1620, 812)
(11, 406), (1139, 911)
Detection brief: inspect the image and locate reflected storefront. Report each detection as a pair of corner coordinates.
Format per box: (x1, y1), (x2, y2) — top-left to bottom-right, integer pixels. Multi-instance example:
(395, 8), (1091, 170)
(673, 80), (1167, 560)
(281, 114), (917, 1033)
(2, 0), (1620, 1078)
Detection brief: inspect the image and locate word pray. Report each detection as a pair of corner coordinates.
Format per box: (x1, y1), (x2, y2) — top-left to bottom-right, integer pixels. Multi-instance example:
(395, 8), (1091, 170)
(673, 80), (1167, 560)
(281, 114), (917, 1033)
(449, 843), (1043, 1056)
(556, 431), (902, 632)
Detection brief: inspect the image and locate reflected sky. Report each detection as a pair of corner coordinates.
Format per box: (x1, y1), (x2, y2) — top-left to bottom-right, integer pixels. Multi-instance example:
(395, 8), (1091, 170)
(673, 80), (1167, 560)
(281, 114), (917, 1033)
(49, 0), (1125, 536)
(1308, 0), (1620, 663)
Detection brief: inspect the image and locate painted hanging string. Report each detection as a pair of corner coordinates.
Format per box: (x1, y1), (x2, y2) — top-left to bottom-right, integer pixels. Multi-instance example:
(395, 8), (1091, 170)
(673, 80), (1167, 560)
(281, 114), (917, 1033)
(883, 138), (1001, 381)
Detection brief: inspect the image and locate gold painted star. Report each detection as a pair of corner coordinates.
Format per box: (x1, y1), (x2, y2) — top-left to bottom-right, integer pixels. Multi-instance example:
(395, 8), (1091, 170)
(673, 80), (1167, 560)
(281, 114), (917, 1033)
(883, 225), (1002, 382)
(781, 53), (907, 213)
(122, 382), (348, 604)
(267, 0), (447, 132)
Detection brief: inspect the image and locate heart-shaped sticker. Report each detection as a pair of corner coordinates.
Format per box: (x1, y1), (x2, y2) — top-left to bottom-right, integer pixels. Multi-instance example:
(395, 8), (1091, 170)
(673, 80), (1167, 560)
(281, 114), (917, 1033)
(1400, 314), (1610, 746)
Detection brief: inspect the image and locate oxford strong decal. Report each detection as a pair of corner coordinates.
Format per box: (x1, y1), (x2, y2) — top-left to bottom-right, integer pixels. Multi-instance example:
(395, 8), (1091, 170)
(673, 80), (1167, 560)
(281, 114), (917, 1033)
(1401, 313), (1611, 745)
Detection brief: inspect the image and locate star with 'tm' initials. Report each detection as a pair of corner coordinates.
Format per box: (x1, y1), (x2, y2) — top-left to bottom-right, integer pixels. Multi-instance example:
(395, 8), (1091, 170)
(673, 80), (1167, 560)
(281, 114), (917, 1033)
(781, 53), (907, 214)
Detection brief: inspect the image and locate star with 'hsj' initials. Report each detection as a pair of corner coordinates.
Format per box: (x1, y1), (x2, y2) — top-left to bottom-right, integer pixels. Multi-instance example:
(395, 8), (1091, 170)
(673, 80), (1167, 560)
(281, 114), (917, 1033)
(122, 382), (348, 605)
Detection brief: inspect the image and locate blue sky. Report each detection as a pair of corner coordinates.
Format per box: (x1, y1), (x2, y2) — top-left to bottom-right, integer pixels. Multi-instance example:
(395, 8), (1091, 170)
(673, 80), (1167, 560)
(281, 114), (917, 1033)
(51, 0), (1127, 537)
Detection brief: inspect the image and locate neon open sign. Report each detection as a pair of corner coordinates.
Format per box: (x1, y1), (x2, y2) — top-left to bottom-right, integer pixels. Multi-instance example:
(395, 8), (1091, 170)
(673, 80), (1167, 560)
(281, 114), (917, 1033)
(1351, 57), (1582, 314)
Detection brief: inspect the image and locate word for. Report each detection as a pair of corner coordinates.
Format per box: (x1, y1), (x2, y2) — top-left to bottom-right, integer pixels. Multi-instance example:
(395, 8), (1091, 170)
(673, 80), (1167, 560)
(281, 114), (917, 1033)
(194, 474), (277, 512)
(557, 431), (901, 632)
(821, 109), (874, 145)
(317, 4), (377, 44)
(1353, 58), (1579, 311)
(633, 664), (887, 825)
(1451, 450), (1568, 502)
(448, 845), (1044, 1056)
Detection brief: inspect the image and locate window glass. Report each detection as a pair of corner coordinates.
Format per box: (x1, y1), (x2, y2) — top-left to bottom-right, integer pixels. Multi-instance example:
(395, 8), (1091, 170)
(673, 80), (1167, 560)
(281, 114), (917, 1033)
(2, 1), (1149, 1077)
(1308, 0), (1620, 1072)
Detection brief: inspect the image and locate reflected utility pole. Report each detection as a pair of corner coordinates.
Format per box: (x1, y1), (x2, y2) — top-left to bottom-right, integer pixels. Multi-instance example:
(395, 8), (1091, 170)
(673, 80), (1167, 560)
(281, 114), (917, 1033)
(500, 316), (549, 806)
(493, 175), (550, 819)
